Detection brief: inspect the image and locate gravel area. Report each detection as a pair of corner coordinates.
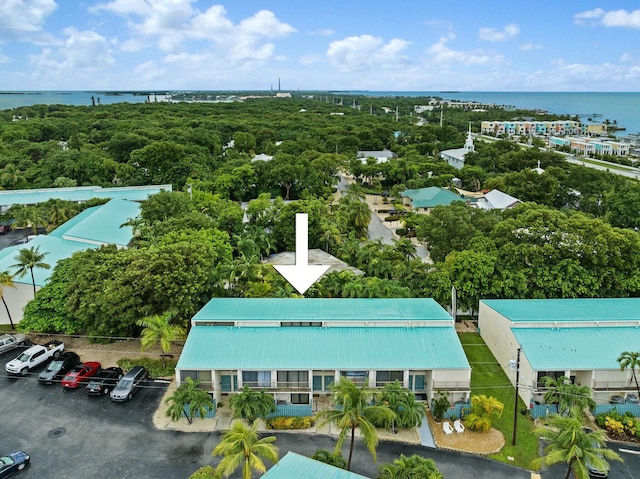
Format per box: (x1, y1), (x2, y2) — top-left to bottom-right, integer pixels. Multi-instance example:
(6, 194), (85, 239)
(427, 411), (505, 454)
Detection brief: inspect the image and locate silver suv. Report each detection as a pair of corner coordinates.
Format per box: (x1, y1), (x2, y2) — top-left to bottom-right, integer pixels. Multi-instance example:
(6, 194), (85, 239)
(110, 366), (148, 402)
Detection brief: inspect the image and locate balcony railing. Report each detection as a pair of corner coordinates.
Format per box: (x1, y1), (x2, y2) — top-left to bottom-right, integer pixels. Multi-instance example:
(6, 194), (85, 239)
(592, 381), (636, 391)
(432, 381), (470, 391)
(241, 381), (310, 390)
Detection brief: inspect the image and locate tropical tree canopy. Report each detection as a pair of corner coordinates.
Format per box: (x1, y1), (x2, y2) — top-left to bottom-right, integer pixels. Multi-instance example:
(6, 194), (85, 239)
(165, 377), (214, 425)
(464, 394), (504, 433)
(617, 351), (640, 398)
(228, 385), (276, 425)
(377, 454), (443, 479)
(212, 420), (279, 479)
(531, 407), (623, 479)
(317, 377), (395, 470)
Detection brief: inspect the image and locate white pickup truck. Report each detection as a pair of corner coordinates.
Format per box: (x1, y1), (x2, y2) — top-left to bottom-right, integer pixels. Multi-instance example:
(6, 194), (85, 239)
(5, 340), (65, 376)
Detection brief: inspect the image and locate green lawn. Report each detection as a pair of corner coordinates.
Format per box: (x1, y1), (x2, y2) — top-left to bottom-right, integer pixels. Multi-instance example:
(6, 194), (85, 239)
(459, 332), (539, 469)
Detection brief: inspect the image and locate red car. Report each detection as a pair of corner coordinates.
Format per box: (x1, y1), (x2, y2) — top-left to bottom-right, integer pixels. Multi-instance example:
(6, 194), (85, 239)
(61, 362), (101, 389)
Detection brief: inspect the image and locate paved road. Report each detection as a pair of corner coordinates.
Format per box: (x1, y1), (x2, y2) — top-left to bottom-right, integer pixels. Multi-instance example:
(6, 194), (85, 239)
(337, 175), (429, 261)
(0, 348), (533, 479)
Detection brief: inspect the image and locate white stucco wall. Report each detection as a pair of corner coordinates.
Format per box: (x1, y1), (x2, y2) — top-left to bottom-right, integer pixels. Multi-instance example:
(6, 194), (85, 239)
(0, 282), (37, 327)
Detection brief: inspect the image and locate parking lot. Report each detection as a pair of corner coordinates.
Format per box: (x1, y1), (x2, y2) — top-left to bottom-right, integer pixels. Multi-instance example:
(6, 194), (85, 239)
(2, 344), (640, 479)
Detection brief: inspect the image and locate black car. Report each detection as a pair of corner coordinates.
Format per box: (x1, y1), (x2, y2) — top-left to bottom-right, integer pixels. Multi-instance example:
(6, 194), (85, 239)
(85, 367), (124, 396)
(38, 352), (81, 384)
(0, 450), (30, 478)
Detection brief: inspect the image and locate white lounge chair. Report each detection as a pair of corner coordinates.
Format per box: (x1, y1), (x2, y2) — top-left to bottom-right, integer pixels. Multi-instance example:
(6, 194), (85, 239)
(443, 421), (454, 435)
(454, 419), (465, 433)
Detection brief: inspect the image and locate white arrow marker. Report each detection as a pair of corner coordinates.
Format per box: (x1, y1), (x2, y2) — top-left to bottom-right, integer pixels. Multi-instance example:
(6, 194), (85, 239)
(274, 213), (331, 294)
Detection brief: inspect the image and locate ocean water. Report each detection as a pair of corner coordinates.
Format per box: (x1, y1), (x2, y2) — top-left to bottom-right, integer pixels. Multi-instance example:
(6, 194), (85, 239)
(0, 91), (150, 109)
(357, 91), (640, 135)
(1, 90), (638, 135)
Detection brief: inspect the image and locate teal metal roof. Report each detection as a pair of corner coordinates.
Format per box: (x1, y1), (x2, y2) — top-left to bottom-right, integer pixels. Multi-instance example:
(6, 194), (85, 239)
(193, 298), (453, 322)
(482, 298), (640, 323)
(177, 325), (470, 370)
(59, 199), (140, 246)
(0, 235), (98, 286)
(47, 205), (101, 238)
(263, 452), (369, 479)
(0, 185), (171, 207)
(514, 327), (640, 370)
(401, 187), (463, 209)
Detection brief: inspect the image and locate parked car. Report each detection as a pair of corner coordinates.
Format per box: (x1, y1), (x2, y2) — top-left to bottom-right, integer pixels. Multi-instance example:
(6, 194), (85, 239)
(0, 224), (11, 234)
(85, 367), (123, 396)
(0, 450), (30, 477)
(5, 340), (64, 376)
(0, 334), (26, 355)
(61, 362), (101, 389)
(110, 366), (148, 402)
(626, 393), (639, 404)
(38, 352), (81, 384)
(609, 395), (624, 404)
(584, 428), (609, 478)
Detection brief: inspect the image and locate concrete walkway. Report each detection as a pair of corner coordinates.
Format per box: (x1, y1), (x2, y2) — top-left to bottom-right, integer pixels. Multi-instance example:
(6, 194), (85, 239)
(418, 417), (436, 448)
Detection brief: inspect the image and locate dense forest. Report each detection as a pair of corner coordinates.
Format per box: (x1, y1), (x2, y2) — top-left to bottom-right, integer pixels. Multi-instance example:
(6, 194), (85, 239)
(1, 96), (639, 339)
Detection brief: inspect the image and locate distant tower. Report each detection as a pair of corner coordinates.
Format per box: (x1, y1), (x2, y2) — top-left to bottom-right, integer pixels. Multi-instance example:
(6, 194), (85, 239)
(464, 122), (475, 154)
(440, 106), (443, 127)
(278, 78), (281, 91)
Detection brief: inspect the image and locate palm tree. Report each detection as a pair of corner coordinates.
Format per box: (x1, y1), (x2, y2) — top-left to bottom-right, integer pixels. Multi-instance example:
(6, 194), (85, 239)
(11, 245), (50, 297)
(617, 351), (640, 398)
(10, 205), (43, 236)
(377, 454), (443, 479)
(165, 377), (214, 424)
(311, 449), (348, 470)
(317, 377), (395, 470)
(531, 408), (622, 479)
(345, 200), (372, 238)
(392, 237), (417, 262)
(0, 271), (16, 329)
(136, 310), (186, 368)
(212, 420), (279, 479)
(44, 199), (76, 231)
(377, 381), (426, 430)
(229, 385), (276, 425)
(464, 394), (504, 432)
(541, 375), (595, 415)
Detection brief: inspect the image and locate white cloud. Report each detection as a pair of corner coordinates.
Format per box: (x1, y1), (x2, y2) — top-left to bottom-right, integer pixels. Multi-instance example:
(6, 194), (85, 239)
(520, 42), (543, 51)
(575, 8), (640, 28)
(0, 50), (10, 63)
(573, 8), (605, 25)
(327, 35), (411, 71)
(427, 33), (501, 65)
(308, 28), (334, 36)
(92, 1), (296, 64)
(0, 0), (58, 42)
(479, 23), (519, 42)
(29, 28), (114, 73)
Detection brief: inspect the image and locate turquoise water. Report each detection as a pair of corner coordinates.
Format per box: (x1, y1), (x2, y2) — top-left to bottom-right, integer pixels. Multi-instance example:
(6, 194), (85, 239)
(356, 91), (640, 135)
(1, 90), (638, 135)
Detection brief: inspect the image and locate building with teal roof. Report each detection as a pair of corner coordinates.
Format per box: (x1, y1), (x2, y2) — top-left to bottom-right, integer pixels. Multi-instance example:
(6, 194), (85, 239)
(177, 298), (471, 409)
(0, 184), (171, 212)
(0, 198), (142, 326)
(478, 298), (640, 408)
(401, 187), (464, 212)
(262, 452), (370, 479)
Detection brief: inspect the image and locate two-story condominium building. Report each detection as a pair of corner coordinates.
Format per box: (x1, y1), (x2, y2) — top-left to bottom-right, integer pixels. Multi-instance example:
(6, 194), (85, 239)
(549, 136), (630, 156)
(478, 298), (640, 408)
(481, 120), (581, 137)
(176, 298), (471, 412)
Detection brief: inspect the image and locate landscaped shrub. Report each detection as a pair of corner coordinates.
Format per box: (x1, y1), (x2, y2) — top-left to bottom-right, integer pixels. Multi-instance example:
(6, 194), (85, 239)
(595, 409), (640, 442)
(117, 357), (177, 378)
(266, 415), (316, 430)
(188, 465), (218, 479)
(432, 394), (450, 422)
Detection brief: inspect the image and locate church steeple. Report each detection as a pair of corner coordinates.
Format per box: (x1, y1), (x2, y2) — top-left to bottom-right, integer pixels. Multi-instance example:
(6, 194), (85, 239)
(464, 122), (475, 153)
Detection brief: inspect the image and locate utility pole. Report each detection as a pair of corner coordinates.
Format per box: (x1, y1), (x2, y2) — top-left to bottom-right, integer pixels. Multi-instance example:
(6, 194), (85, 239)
(511, 348), (521, 446)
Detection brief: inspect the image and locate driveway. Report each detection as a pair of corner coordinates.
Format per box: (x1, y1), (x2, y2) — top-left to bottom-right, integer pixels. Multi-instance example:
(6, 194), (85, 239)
(2, 348), (638, 478)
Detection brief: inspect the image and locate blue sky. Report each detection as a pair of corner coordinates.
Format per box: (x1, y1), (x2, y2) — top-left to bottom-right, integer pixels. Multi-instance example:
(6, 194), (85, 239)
(1, 0), (639, 91)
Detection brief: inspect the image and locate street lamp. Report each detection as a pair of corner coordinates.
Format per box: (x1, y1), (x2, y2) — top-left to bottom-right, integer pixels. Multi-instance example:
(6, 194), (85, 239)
(509, 348), (522, 446)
